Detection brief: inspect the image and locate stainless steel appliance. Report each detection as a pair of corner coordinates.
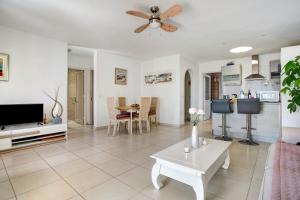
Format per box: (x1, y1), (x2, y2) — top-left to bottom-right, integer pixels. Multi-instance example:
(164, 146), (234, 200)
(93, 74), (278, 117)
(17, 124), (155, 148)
(259, 91), (280, 102)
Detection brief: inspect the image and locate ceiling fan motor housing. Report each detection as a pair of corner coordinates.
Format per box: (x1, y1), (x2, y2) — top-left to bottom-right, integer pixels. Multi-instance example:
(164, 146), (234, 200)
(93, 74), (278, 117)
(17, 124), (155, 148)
(150, 6), (159, 14)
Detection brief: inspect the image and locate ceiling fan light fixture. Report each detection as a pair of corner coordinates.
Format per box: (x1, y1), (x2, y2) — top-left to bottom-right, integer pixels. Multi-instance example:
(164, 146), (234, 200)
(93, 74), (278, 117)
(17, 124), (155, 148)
(149, 19), (160, 29)
(230, 46), (253, 53)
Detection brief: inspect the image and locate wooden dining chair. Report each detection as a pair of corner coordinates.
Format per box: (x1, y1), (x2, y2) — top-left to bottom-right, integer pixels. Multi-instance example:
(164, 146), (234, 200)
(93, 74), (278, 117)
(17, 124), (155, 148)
(132, 97), (151, 134)
(118, 97), (126, 107)
(149, 97), (158, 127)
(118, 97), (130, 115)
(107, 97), (130, 136)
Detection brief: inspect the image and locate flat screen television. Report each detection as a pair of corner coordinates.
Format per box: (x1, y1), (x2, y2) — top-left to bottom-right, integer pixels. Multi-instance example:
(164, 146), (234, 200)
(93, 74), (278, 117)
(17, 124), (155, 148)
(0, 104), (43, 126)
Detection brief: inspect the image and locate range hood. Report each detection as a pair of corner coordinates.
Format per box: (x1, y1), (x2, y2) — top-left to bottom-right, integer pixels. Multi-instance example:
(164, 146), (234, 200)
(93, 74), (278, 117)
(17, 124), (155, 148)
(245, 55), (265, 80)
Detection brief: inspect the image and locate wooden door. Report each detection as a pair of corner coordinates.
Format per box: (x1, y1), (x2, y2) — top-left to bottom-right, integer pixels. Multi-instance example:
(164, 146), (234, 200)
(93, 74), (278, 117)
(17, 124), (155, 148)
(68, 69), (84, 124)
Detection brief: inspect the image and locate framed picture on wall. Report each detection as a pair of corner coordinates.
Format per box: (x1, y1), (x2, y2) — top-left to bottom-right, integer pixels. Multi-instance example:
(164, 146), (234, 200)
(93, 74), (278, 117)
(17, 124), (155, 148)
(0, 53), (9, 81)
(144, 72), (173, 85)
(115, 67), (127, 85)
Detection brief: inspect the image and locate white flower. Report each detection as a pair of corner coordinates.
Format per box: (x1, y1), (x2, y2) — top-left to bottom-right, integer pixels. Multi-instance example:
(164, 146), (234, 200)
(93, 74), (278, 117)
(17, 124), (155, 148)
(189, 108), (197, 114)
(197, 109), (205, 115)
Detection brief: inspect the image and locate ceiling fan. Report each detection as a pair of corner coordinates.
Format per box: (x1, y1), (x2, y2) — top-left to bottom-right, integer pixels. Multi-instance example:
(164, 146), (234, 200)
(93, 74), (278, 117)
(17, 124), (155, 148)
(126, 4), (182, 33)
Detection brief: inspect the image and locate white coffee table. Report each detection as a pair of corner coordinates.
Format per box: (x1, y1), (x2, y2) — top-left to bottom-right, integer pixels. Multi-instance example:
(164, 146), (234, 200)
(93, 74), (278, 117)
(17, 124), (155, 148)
(150, 138), (231, 200)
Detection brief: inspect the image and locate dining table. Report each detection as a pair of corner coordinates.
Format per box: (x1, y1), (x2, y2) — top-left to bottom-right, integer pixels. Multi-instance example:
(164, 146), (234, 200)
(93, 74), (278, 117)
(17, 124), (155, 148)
(114, 104), (139, 135)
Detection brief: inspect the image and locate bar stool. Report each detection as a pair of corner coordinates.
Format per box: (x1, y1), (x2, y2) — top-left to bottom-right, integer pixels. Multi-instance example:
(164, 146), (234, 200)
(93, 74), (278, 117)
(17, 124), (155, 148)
(237, 98), (260, 145)
(212, 99), (233, 141)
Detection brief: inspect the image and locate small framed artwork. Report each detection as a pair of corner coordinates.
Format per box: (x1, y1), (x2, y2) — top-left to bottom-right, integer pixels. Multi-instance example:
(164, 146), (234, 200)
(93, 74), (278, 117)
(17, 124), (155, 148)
(115, 67), (127, 85)
(0, 53), (9, 81)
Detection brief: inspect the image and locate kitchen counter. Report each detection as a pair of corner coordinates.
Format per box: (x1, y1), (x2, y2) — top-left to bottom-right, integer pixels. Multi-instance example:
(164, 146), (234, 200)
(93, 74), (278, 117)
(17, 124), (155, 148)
(212, 101), (281, 143)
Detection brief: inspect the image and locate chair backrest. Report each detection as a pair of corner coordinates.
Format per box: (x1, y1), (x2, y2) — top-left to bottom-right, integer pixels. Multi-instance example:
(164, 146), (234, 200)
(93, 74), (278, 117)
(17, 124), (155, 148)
(107, 97), (117, 120)
(140, 97), (151, 119)
(149, 97), (158, 114)
(118, 97), (126, 107)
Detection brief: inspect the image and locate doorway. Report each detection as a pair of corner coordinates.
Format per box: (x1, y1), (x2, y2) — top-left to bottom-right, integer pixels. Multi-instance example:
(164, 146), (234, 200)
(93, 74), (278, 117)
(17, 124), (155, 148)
(67, 45), (95, 126)
(68, 69), (84, 124)
(203, 72), (222, 120)
(203, 74), (211, 120)
(184, 70), (191, 122)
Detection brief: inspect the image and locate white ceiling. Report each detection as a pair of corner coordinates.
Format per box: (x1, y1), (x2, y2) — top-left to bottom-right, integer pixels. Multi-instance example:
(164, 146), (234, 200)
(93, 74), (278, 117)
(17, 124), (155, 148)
(0, 0), (300, 61)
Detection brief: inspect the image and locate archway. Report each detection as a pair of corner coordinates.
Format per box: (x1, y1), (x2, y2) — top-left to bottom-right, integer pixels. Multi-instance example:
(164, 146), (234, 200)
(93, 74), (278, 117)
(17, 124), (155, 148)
(184, 70), (192, 122)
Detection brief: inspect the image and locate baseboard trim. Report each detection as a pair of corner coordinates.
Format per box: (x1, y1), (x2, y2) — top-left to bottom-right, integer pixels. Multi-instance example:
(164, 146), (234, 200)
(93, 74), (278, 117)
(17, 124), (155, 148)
(94, 126), (108, 130)
(159, 123), (183, 128)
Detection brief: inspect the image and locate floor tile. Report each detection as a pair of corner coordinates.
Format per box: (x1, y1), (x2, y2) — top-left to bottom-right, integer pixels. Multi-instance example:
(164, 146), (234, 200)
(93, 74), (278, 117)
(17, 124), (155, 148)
(2, 151), (40, 168)
(0, 169), (8, 183)
(44, 152), (79, 166)
(65, 167), (111, 193)
(96, 158), (136, 176)
(6, 160), (49, 178)
(83, 152), (117, 166)
(71, 147), (102, 158)
(67, 195), (85, 200)
(0, 160), (4, 170)
(129, 193), (152, 200)
(82, 179), (136, 200)
(53, 159), (93, 178)
(117, 167), (151, 191)
(207, 174), (250, 200)
(0, 181), (15, 200)
(142, 179), (196, 200)
(247, 179), (262, 200)
(35, 145), (68, 158)
(17, 180), (77, 200)
(10, 168), (60, 195)
(216, 165), (253, 183)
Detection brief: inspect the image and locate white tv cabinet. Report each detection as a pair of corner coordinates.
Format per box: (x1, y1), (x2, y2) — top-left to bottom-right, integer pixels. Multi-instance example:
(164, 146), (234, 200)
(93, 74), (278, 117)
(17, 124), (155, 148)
(0, 123), (67, 151)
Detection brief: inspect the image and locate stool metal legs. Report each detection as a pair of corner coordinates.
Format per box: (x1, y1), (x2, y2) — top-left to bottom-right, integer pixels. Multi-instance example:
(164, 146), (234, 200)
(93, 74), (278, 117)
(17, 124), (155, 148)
(239, 114), (259, 145)
(215, 113), (232, 141)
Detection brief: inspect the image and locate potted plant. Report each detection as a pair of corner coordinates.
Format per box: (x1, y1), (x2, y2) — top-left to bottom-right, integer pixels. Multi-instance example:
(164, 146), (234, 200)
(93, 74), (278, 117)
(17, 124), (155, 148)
(281, 55), (300, 113)
(189, 108), (205, 148)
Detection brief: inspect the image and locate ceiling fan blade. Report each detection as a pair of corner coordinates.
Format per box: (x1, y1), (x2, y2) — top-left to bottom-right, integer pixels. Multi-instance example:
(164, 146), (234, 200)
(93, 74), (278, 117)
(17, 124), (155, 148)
(160, 23), (177, 32)
(126, 10), (150, 19)
(160, 4), (182, 21)
(134, 24), (149, 33)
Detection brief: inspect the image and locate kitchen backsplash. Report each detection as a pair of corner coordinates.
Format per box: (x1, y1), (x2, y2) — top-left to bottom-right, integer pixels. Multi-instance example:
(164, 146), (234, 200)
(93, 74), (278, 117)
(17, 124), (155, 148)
(223, 79), (280, 96)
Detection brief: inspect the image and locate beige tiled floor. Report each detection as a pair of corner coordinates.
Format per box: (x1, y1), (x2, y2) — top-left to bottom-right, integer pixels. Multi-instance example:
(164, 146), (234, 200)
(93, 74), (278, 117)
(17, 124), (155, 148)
(0, 121), (269, 200)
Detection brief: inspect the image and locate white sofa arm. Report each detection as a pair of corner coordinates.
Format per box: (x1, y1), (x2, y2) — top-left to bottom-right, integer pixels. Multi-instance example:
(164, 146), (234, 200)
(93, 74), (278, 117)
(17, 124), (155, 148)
(281, 127), (300, 144)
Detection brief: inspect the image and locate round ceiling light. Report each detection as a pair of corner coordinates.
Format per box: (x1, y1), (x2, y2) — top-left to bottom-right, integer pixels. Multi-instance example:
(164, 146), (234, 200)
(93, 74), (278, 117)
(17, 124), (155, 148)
(230, 46), (253, 53)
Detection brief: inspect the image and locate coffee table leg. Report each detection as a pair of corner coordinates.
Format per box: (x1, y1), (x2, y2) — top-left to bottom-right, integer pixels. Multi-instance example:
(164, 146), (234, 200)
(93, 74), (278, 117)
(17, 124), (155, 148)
(151, 163), (163, 190)
(192, 177), (205, 200)
(222, 150), (230, 169)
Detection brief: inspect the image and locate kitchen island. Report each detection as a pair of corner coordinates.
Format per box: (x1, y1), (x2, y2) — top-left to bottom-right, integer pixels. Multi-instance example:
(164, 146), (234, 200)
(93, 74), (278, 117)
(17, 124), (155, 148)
(212, 101), (281, 143)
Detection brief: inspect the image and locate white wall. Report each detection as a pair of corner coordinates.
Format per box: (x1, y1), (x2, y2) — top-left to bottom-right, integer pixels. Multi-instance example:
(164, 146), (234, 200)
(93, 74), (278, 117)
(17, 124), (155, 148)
(141, 55), (181, 126)
(93, 50), (141, 127)
(68, 54), (93, 70)
(198, 53), (280, 110)
(281, 45), (300, 128)
(0, 26), (68, 122)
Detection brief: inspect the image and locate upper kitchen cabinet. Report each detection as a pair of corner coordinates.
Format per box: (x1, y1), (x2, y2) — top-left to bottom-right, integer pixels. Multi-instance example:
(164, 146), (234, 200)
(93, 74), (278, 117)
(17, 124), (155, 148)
(221, 64), (242, 86)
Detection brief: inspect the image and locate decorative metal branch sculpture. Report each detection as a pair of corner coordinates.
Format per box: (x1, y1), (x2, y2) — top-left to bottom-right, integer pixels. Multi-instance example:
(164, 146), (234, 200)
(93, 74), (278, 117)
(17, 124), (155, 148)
(44, 87), (63, 124)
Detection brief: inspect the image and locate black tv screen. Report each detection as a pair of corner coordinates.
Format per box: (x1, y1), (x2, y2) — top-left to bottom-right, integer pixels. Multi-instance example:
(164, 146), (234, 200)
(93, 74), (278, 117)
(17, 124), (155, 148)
(0, 104), (43, 126)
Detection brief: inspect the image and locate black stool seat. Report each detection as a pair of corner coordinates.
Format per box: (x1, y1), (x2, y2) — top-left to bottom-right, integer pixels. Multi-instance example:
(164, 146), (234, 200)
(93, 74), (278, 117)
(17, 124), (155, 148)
(237, 98), (260, 114)
(212, 99), (233, 113)
(212, 99), (233, 141)
(237, 98), (260, 145)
